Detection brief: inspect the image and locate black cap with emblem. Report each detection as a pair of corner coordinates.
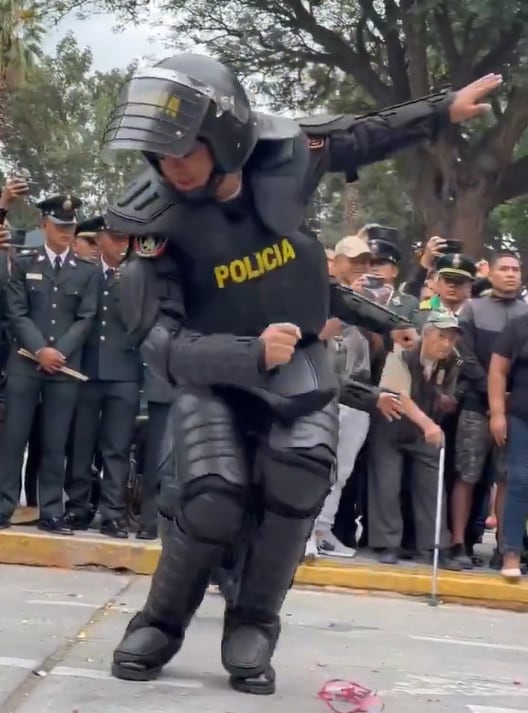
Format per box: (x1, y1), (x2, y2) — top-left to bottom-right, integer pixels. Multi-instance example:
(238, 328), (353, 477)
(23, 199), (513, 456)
(75, 215), (106, 238)
(36, 194), (82, 225)
(436, 253), (476, 281)
(364, 224), (401, 264)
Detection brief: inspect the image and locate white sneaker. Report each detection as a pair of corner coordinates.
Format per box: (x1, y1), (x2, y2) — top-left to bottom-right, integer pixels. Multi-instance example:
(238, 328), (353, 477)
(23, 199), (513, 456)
(304, 533), (319, 561)
(316, 531), (356, 558)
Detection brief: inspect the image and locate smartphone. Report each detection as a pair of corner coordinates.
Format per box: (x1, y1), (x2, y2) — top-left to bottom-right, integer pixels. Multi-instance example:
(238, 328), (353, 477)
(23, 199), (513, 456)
(364, 274), (385, 289)
(438, 239), (463, 254)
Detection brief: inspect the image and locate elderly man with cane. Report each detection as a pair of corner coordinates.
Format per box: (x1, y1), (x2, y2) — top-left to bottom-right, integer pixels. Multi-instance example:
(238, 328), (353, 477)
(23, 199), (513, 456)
(368, 311), (462, 571)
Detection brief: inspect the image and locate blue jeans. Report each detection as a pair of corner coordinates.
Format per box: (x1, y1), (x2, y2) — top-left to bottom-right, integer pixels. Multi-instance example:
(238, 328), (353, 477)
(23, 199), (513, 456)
(504, 416), (528, 554)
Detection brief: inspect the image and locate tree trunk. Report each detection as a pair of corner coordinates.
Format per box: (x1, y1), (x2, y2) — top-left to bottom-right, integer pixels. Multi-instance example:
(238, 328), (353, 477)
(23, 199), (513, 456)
(404, 144), (495, 258)
(0, 74), (11, 142)
(343, 182), (363, 234)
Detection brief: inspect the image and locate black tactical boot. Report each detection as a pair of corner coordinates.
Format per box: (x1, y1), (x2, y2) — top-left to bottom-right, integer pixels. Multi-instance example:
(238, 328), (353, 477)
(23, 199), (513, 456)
(221, 608), (280, 695)
(220, 509), (316, 694)
(111, 515), (222, 681)
(112, 611), (182, 681)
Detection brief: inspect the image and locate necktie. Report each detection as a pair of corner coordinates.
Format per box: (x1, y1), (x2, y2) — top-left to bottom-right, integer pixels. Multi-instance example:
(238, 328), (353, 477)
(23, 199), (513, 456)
(53, 255), (62, 275)
(105, 267), (115, 280)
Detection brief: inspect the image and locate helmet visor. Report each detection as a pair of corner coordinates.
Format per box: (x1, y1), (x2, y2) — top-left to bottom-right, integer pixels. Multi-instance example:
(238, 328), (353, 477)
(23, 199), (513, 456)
(101, 67), (214, 163)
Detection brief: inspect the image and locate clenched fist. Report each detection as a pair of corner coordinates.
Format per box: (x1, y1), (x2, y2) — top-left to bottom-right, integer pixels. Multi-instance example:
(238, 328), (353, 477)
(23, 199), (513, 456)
(259, 322), (301, 370)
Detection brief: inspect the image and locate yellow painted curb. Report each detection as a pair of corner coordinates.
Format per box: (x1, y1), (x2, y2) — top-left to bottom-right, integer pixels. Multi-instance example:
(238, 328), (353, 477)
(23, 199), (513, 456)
(0, 529), (160, 575)
(1, 529), (528, 610)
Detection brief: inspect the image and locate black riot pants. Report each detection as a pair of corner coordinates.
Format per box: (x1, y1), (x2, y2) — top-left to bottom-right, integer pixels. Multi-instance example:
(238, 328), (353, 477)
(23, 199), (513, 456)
(112, 386), (338, 692)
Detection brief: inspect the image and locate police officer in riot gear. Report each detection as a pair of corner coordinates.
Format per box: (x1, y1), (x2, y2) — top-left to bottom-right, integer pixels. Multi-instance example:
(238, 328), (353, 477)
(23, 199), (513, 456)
(102, 54), (501, 694)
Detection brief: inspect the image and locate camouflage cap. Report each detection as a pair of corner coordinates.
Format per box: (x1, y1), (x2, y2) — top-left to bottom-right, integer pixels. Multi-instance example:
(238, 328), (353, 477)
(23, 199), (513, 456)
(426, 310), (461, 331)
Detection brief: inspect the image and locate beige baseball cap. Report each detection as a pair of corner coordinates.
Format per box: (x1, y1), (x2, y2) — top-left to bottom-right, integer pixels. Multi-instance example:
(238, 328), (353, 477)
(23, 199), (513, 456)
(334, 235), (371, 259)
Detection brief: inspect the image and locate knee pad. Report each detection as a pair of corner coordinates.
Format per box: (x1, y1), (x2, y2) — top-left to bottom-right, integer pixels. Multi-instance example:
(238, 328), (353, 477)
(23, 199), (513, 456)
(178, 475), (245, 545)
(257, 445), (334, 518)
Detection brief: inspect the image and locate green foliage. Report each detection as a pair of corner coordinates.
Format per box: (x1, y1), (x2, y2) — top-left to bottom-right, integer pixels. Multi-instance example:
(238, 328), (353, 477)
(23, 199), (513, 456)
(13, 0), (528, 252)
(2, 33), (142, 228)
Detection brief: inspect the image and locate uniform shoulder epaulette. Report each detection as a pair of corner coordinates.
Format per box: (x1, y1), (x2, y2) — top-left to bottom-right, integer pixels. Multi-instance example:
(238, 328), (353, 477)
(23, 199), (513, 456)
(419, 298), (431, 310)
(76, 256), (97, 265)
(12, 249), (37, 260)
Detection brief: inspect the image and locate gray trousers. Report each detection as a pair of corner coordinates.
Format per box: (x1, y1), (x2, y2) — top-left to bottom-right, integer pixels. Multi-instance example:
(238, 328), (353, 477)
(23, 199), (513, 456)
(368, 414), (449, 551)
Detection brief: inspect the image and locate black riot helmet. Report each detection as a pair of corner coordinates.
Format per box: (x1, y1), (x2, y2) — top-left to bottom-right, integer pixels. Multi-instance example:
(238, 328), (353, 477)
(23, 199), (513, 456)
(101, 53), (259, 175)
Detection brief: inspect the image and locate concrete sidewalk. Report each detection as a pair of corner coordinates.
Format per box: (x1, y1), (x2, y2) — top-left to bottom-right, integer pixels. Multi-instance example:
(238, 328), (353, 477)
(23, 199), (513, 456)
(1, 520), (527, 610)
(1, 565), (527, 713)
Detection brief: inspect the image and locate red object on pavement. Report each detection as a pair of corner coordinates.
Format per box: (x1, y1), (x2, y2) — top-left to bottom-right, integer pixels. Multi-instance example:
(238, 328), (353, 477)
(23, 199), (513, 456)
(318, 679), (384, 713)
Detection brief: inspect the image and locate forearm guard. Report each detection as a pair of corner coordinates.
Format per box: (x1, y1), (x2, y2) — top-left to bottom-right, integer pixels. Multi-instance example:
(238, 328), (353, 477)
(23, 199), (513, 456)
(168, 330), (268, 388)
(300, 91), (452, 138)
(300, 90), (453, 181)
(330, 281), (410, 334)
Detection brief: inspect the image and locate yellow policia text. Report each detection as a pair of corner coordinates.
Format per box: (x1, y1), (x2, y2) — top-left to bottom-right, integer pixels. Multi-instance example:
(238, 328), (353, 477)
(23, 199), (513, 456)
(133, 86), (181, 118)
(214, 238), (296, 289)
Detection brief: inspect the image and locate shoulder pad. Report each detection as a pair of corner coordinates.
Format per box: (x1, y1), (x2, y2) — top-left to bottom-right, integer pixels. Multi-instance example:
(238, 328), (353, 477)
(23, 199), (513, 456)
(297, 113), (350, 137)
(255, 112), (300, 141)
(107, 166), (184, 238)
(250, 136), (297, 171)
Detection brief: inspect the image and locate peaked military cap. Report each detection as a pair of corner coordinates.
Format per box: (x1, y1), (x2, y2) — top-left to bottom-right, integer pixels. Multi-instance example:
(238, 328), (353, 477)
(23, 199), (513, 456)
(36, 194), (82, 224)
(436, 253), (476, 281)
(365, 224), (401, 264)
(75, 215), (106, 238)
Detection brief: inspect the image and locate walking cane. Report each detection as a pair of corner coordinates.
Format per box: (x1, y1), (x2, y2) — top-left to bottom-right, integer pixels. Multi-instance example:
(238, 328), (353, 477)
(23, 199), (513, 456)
(429, 441), (446, 607)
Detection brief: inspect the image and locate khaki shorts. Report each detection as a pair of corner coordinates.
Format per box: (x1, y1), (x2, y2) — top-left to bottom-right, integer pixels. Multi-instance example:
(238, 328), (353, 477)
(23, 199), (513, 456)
(456, 409), (507, 485)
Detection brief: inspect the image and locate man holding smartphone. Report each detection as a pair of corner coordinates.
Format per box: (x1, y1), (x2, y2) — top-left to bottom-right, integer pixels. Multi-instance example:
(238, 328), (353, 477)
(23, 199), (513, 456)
(360, 224), (420, 323)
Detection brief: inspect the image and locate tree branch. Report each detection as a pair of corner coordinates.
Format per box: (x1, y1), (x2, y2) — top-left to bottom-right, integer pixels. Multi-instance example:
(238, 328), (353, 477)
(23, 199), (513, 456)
(474, 22), (525, 78)
(281, 0), (392, 104)
(494, 155), (528, 203)
(433, 2), (459, 76)
(474, 86), (528, 168)
(399, 0), (429, 96)
(380, 0), (411, 98)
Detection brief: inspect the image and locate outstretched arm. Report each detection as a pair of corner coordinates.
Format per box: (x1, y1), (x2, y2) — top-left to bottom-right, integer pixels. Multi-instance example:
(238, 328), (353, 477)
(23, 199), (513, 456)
(304, 74), (502, 182)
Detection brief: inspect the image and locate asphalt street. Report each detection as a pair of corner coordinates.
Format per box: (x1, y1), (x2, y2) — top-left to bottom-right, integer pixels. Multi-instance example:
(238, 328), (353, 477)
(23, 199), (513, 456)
(0, 565), (526, 713)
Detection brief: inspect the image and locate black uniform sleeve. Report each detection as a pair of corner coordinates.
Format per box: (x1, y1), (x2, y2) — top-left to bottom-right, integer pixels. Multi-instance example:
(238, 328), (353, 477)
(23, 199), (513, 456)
(55, 268), (99, 358)
(119, 252), (268, 389)
(6, 257), (47, 354)
(339, 380), (381, 413)
(305, 92), (453, 183)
